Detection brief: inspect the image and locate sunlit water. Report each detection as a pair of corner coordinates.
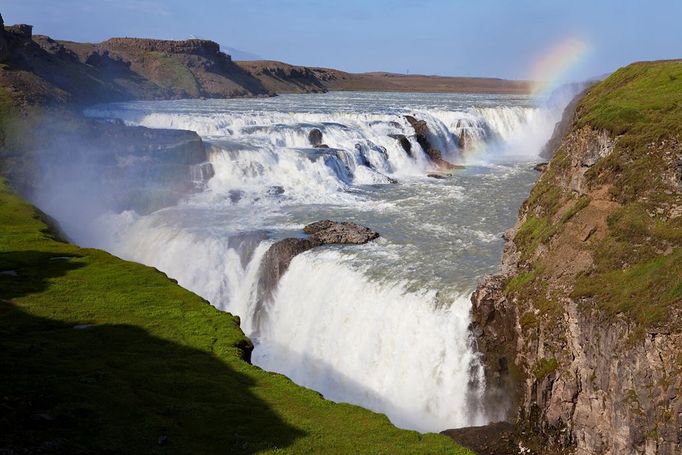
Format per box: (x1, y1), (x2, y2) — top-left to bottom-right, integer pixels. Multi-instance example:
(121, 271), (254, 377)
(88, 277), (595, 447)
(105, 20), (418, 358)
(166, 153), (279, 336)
(68, 91), (569, 431)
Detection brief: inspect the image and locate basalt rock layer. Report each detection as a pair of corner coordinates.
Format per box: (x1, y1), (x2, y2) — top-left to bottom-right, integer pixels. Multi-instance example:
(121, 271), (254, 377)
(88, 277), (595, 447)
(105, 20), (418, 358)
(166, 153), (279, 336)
(468, 61), (682, 454)
(404, 115), (458, 170)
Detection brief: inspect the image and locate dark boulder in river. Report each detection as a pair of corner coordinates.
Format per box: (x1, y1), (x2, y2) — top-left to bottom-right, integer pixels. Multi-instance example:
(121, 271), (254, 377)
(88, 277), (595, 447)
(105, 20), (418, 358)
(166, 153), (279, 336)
(263, 220), (380, 281)
(304, 220), (380, 245)
(308, 128), (323, 146)
(389, 134), (413, 157)
(404, 115), (457, 170)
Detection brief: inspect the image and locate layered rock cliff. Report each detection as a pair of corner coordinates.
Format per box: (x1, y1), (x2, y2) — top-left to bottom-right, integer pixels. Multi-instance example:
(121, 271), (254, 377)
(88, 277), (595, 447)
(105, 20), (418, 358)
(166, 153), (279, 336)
(0, 14), (272, 106)
(471, 61), (682, 454)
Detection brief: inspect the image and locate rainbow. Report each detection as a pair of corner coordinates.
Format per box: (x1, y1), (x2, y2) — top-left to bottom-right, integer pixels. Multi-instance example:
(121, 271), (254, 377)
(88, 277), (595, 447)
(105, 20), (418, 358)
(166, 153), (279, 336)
(530, 37), (591, 98)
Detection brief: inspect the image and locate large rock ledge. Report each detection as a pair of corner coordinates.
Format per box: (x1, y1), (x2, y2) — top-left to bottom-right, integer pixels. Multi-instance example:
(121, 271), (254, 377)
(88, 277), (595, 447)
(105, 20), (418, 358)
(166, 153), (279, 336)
(404, 115), (458, 170)
(252, 221), (379, 331)
(4, 114), (213, 215)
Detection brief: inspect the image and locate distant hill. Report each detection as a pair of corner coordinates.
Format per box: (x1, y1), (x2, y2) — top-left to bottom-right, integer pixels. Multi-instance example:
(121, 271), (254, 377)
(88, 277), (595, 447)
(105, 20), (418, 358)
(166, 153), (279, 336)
(238, 60), (532, 94)
(0, 16), (530, 108)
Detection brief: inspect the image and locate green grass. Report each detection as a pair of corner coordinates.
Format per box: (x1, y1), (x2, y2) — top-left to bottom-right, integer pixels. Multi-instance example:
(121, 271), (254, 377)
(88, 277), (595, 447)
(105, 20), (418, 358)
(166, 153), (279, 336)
(0, 175), (470, 454)
(577, 60), (682, 139)
(572, 249), (682, 327)
(509, 60), (682, 330)
(533, 358), (558, 381)
(148, 52), (200, 97)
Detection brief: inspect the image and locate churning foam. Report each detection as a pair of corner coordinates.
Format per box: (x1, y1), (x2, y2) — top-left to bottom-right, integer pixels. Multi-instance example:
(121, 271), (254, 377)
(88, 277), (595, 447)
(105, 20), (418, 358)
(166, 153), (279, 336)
(254, 250), (487, 431)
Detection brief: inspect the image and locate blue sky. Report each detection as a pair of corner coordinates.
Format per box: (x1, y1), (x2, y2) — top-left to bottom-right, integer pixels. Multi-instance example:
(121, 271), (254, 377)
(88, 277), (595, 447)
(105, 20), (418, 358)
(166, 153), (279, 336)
(2, 0), (681, 81)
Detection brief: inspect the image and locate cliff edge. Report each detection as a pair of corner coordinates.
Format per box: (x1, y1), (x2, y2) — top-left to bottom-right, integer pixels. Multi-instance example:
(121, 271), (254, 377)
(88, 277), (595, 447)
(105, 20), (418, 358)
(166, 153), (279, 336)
(471, 60), (682, 454)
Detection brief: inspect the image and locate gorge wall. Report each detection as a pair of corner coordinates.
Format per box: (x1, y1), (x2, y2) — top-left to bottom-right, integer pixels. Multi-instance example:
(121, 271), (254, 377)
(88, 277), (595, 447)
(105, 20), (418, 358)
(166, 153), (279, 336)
(471, 61), (682, 454)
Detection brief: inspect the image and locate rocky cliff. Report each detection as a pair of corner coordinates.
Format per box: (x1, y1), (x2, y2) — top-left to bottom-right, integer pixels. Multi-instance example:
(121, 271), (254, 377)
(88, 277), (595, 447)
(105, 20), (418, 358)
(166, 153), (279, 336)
(1, 111), (212, 217)
(471, 61), (682, 454)
(0, 14), (272, 106)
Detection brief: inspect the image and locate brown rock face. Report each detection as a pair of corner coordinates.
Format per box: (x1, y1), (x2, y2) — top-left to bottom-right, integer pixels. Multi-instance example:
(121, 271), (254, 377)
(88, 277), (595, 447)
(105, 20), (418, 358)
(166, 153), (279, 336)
(470, 275), (520, 422)
(470, 125), (682, 454)
(404, 115), (457, 170)
(303, 220), (380, 245)
(0, 31), (273, 106)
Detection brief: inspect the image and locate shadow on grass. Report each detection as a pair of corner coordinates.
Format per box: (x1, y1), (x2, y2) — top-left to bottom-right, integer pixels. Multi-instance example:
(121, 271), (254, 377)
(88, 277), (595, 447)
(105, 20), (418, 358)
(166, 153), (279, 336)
(0, 251), (306, 454)
(0, 251), (84, 300)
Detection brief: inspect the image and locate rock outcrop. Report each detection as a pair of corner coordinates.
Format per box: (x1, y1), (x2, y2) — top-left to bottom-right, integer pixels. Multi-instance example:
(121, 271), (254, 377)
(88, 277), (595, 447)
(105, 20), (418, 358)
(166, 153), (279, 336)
(303, 220), (380, 244)
(253, 221), (379, 330)
(4, 113), (212, 215)
(466, 62), (682, 455)
(0, 23), (273, 106)
(308, 128), (328, 148)
(389, 134), (413, 157)
(404, 115), (457, 170)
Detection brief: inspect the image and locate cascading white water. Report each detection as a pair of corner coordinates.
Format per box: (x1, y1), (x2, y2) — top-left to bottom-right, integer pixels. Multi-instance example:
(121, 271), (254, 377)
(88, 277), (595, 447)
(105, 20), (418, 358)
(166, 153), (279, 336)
(64, 91), (574, 432)
(255, 250), (487, 431)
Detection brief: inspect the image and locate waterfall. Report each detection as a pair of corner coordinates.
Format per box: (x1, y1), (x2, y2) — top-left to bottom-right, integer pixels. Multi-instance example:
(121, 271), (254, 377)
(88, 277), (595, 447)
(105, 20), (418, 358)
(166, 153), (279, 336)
(55, 92), (571, 432)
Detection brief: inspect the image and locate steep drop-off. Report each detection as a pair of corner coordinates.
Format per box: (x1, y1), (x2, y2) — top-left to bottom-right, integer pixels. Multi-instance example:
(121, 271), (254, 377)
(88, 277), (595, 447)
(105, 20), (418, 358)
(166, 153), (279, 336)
(471, 61), (682, 454)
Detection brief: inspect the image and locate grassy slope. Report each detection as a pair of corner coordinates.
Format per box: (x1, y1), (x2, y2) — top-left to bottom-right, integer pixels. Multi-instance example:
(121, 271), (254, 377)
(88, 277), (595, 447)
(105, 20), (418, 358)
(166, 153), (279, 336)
(0, 166), (470, 452)
(507, 60), (682, 332)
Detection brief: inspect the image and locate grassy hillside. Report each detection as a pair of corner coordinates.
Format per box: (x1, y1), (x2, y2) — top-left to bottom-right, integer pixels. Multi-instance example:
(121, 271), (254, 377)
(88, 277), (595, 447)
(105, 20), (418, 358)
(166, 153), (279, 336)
(0, 174), (472, 454)
(507, 59), (682, 332)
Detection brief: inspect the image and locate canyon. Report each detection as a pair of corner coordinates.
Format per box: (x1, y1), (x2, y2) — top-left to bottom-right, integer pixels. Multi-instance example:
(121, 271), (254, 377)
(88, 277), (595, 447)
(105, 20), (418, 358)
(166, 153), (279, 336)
(1, 12), (681, 455)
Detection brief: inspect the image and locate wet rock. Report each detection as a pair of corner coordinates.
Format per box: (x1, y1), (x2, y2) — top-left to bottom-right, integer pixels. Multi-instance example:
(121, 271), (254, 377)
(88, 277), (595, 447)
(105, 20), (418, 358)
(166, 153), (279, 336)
(254, 221), (379, 331)
(228, 189), (244, 203)
(267, 185), (285, 196)
(314, 144), (330, 149)
(427, 173), (447, 179)
(404, 115), (457, 170)
(303, 220), (380, 245)
(253, 237), (318, 330)
(458, 129), (473, 150)
(389, 134), (412, 157)
(470, 275), (520, 422)
(533, 162), (548, 172)
(308, 128), (323, 146)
